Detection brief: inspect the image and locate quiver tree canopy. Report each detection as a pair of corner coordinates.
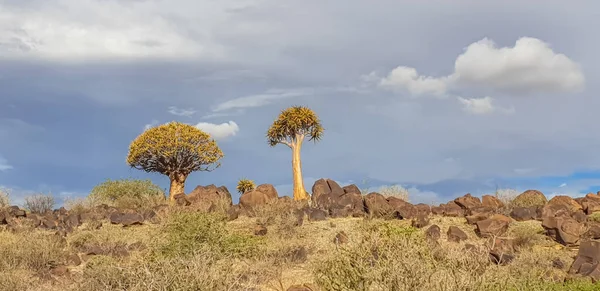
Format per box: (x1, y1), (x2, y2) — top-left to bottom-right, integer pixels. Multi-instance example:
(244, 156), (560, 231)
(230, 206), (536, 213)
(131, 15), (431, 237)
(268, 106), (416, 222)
(267, 106), (324, 147)
(126, 121), (224, 200)
(267, 106), (323, 201)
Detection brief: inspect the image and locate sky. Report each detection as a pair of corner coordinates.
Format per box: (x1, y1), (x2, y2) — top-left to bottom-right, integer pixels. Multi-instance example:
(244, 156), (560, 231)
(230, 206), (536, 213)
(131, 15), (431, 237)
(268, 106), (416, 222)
(1, 0), (599, 206)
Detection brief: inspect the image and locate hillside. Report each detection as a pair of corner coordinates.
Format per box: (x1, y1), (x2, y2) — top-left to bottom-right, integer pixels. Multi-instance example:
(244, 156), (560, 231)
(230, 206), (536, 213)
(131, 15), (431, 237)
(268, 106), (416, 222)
(1, 179), (600, 291)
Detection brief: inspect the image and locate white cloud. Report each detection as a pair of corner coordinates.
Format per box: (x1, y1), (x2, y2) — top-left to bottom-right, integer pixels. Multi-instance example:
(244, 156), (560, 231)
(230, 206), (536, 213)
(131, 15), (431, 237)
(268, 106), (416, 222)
(453, 37), (585, 94)
(144, 119), (159, 130)
(376, 36), (584, 97)
(210, 88), (313, 113)
(559, 183), (567, 188)
(457, 96), (495, 115)
(0, 156), (13, 171)
(406, 186), (443, 205)
(0, 0), (255, 61)
(379, 66), (448, 96)
(195, 121), (239, 140)
(168, 106), (197, 117)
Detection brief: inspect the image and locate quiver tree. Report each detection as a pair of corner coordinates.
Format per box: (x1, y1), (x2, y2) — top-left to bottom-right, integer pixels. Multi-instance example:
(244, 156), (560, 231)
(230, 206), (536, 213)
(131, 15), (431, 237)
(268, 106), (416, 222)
(267, 106), (323, 201)
(236, 178), (256, 194)
(126, 121), (224, 201)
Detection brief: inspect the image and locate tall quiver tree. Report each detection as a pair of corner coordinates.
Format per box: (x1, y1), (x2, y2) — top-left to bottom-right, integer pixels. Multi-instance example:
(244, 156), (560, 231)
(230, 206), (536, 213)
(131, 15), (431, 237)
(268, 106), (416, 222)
(126, 121), (224, 201)
(267, 106), (323, 201)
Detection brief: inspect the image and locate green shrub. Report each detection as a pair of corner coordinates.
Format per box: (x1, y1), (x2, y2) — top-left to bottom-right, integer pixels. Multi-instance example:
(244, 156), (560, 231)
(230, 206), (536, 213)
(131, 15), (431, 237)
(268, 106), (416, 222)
(23, 193), (55, 213)
(510, 191), (547, 208)
(156, 211), (264, 259)
(588, 212), (600, 222)
(88, 178), (166, 209)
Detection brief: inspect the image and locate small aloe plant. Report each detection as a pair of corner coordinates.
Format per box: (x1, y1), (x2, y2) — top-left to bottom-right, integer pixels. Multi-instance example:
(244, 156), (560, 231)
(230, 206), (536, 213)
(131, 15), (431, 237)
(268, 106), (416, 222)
(236, 178), (256, 194)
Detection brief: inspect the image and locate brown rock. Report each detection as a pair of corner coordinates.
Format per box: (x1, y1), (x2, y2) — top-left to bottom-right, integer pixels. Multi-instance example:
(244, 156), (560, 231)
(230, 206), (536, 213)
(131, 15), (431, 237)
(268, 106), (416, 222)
(239, 184), (279, 208)
(475, 214), (511, 238)
(547, 195), (583, 213)
(279, 196), (293, 203)
(431, 206), (444, 215)
(254, 225), (268, 236)
(447, 226), (468, 242)
(465, 214), (489, 225)
(173, 193), (191, 206)
(414, 203), (432, 215)
(312, 179), (363, 216)
(411, 214), (429, 228)
(364, 192), (394, 218)
(308, 208), (328, 221)
(584, 223), (600, 239)
(84, 245), (105, 256)
(65, 213), (81, 228)
(442, 202), (465, 217)
(290, 246), (308, 263)
(510, 206), (541, 221)
(542, 216), (584, 246)
(425, 225), (441, 242)
(108, 211), (142, 226)
(186, 184), (233, 210)
(226, 205), (240, 221)
(467, 206), (495, 217)
(334, 231), (349, 244)
(573, 210), (587, 223)
(482, 195), (504, 209)
(581, 194), (600, 215)
(454, 193), (482, 210)
(387, 197), (417, 219)
(552, 258), (565, 269)
(489, 251), (514, 265)
(66, 254), (81, 266)
(342, 184), (361, 194)
(568, 240), (600, 282)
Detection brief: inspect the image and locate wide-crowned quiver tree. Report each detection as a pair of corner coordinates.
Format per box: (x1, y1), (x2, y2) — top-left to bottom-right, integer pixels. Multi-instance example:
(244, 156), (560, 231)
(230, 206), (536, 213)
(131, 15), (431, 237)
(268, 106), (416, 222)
(126, 121), (224, 201)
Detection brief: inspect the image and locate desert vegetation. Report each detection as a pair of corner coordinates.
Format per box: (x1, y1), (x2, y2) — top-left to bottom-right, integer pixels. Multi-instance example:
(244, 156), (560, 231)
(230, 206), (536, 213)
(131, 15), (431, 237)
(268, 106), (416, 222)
(2, 107), (600, 290)
(2, 180), (600, 291)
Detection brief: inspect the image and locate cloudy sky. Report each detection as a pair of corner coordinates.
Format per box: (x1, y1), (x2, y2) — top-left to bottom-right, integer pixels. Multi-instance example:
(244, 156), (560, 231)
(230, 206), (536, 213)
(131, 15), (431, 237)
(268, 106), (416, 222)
(1, 0), (598, 206)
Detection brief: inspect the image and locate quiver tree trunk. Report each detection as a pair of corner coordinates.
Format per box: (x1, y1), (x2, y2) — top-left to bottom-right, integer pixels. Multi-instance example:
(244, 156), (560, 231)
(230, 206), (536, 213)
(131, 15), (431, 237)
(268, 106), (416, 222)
(291, 139), (309, 201)
(169, 173), (188, 201)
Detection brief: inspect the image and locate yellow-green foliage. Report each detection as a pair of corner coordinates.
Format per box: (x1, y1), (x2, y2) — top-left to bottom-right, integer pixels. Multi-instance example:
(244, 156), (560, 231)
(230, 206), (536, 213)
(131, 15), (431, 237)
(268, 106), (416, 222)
(510, 190), (548, 208)
(267, 106), (324, 147)
(126, 121), (224, 176)
(588, 212), (600, 222)
(155, 211), (264, 259)
(88, 178), (165, 209)
(236, 178), (256, 194)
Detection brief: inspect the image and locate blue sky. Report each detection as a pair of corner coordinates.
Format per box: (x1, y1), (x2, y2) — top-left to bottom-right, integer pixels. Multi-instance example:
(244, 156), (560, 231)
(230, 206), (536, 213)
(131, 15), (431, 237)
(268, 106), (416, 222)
(1, 0), (599, 206)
